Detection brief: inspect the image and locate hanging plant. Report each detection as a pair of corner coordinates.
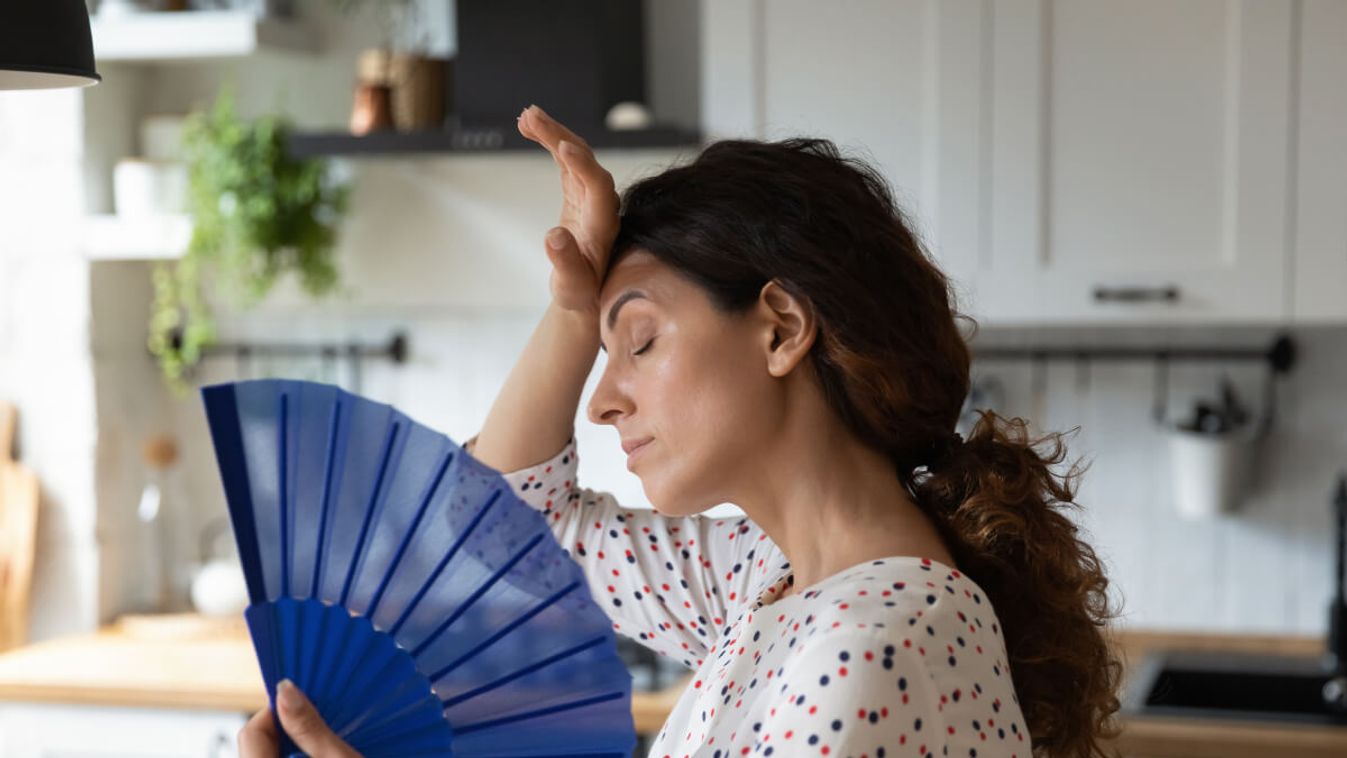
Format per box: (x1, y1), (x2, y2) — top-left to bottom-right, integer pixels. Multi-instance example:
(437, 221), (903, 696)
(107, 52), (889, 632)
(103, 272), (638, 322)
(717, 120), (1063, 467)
(149, 86), (351, 391)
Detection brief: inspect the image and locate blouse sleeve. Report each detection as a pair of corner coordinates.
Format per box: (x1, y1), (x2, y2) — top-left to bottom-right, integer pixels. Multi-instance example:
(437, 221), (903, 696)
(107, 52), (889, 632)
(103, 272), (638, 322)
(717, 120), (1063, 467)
(462, 432), (789, 669)
(753, 630), (947, 758)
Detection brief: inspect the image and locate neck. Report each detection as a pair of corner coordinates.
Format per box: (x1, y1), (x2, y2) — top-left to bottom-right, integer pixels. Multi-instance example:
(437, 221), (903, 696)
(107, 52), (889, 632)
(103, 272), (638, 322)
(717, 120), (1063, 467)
(730, 389), (955, 596)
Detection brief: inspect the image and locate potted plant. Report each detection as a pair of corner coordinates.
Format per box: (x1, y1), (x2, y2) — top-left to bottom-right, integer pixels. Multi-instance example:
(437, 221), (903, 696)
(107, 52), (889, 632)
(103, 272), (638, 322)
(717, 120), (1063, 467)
(148, 86), (351, 391)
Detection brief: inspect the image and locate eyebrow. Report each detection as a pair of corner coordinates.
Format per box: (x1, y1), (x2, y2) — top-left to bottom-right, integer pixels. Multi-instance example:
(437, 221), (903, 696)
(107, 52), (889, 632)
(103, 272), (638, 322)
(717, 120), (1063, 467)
(598, 289), (650, 353)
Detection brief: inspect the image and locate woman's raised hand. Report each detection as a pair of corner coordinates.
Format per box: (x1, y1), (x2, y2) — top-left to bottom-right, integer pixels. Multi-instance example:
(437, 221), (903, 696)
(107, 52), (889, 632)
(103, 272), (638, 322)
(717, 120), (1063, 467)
(237, 679), (360, 758)
(517, 105), (620, 316)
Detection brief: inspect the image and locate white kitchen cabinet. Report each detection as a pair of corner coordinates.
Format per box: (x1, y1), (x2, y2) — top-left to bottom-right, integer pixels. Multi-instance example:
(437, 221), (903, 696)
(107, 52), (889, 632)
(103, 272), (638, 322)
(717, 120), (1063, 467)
(1292, 0), (1347, 321)
(701, 0), (981, 290)
(971, 0), (1298, 324)
(91, 10), (316, 63)
(701, 0), (1306, 325)
(0, 703), (245, 758)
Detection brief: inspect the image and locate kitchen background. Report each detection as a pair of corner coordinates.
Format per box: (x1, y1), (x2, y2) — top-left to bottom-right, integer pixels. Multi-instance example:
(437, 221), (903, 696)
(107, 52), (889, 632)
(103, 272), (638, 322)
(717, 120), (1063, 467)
(1, 0), (1346, 754)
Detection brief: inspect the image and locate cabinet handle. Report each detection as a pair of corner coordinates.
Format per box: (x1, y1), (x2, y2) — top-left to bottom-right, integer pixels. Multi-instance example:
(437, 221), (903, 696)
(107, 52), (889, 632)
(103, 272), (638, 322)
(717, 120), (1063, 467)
(1092, 285), (1181, 303)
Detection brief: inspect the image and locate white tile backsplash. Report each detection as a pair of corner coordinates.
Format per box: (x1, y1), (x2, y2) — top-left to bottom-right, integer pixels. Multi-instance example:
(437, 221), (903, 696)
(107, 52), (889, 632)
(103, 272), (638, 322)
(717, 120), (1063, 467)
(971, 326), (1346, 634)
(150, 309), (1347, 638)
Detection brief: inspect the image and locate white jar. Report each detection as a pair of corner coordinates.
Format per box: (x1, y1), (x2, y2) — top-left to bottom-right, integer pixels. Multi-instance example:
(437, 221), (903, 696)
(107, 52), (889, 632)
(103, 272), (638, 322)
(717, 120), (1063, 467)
(1167, 425), (1261, 519)
(113, 158), (188, 217)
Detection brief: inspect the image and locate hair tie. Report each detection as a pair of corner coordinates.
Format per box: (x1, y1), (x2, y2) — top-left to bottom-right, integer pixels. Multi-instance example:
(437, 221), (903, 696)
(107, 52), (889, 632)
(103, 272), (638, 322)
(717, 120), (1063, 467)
(926, 431), (965, 473)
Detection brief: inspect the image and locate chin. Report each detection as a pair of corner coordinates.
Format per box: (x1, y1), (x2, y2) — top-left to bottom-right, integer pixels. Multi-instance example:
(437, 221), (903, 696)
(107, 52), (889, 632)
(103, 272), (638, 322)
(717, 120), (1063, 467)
(643, 484), (714, 518)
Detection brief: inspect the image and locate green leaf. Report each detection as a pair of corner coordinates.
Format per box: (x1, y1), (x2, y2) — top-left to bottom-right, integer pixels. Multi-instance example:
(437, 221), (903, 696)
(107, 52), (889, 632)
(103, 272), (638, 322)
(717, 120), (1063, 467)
(150, 84), (353, 387)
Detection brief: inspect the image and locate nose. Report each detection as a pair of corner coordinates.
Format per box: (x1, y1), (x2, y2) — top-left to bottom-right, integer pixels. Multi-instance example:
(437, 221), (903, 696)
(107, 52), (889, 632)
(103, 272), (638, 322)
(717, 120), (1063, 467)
(586, 360), (631, 427)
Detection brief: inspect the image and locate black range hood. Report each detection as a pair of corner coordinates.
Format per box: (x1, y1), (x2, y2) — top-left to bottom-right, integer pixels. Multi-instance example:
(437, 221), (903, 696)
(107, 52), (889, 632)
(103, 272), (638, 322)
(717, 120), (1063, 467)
(290, 0), (700, 157)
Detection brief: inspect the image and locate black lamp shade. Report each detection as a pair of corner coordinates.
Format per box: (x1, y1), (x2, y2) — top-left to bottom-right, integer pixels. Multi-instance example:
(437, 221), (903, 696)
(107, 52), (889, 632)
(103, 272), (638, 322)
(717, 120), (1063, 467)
(0, 0), (101, 90)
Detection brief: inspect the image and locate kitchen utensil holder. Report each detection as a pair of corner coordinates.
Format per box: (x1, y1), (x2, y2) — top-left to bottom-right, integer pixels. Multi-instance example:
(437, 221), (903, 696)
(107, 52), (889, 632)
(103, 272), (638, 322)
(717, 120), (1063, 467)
(156, 329), (409, 394)
(973, 332), (1295, 429)
(1166, 423), (1260, 519)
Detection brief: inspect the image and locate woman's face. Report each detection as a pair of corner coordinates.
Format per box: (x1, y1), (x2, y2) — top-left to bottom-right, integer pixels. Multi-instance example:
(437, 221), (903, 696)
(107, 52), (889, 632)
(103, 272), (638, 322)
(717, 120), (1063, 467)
(587, 250), (785, 516)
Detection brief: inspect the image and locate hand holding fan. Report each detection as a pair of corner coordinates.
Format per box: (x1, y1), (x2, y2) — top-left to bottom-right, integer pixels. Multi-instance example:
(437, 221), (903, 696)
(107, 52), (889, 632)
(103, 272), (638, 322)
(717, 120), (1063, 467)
(202, 379), (635, 757)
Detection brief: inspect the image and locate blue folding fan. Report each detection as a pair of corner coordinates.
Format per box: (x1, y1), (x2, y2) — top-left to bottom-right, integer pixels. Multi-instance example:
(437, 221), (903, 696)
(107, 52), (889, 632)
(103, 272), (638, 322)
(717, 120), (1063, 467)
(201, 379), (635, 757)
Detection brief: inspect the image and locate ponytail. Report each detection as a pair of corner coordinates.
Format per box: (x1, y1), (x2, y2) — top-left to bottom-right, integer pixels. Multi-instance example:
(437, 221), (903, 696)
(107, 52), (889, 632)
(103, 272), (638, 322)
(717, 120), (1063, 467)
(909, 410), (1123, 758)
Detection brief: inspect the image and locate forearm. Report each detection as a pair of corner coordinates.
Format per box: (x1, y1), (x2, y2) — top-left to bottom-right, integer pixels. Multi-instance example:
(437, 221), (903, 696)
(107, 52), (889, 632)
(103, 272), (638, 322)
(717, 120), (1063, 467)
(471, 300), (600, 472)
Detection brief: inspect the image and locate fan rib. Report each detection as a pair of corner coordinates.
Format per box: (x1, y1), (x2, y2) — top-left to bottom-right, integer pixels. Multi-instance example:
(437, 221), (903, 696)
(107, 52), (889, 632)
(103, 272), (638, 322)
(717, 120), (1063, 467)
(202, 386), (267, 602)
(388, 488), (502, 638)
(278, 392), (291, 596)
(410, 533), (546, 658)
(301, 397), (345, 698)
(428, 580), (582, 682)
(366, 448), (457, 620)
(340, 420), (403, 606)
(311, 397), (344, 598)
(453, 689), (627, 734)
(439, 634), (609, 709)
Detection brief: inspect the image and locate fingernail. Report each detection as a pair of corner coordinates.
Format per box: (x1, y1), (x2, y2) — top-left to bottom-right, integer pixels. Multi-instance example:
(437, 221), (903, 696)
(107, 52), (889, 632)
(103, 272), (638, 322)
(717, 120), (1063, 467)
(277, 678), (300, 711)
(546, 227), (568, 250)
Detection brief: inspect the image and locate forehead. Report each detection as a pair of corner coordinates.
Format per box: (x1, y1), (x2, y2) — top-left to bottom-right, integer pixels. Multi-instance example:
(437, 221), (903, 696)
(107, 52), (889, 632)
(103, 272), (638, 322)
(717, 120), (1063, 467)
(598, 250), (679, 309)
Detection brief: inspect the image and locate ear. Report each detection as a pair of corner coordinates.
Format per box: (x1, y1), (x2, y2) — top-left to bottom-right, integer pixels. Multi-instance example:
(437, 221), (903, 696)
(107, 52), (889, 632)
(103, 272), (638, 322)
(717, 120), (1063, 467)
(756, 280), (817, 378)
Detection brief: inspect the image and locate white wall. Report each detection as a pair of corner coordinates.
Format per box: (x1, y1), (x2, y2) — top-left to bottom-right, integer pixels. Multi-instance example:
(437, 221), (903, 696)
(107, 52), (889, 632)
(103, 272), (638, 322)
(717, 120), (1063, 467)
(0, 88), (101, 641)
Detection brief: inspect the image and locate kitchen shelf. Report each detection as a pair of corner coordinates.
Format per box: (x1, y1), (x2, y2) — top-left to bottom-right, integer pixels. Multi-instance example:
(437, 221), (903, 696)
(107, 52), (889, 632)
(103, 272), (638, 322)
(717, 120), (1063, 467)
(287, 125), (704, 158)
(91, 10), (317, 62)
(83, 214), (190, 261)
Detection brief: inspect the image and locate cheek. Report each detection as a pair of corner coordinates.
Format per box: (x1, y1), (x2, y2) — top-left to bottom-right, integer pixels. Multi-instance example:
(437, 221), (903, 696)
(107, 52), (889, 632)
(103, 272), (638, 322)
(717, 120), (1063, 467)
(638, 331), (775, 509)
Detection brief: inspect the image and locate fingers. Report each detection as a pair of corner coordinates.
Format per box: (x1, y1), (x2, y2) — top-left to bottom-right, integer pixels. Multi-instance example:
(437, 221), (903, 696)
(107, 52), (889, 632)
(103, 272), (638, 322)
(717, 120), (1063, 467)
(275, 679), (359, 757)
(518, 104), (589, 153)
(519, 108), (616, 184)
(518, 107), (616, 194)
(557, 139), (618, 197)
(237, 707), (278, 757)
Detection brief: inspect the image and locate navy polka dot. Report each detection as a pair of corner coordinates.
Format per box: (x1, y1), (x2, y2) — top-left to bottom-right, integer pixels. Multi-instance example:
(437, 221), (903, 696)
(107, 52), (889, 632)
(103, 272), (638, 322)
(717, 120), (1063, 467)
(494, 434), (1031, 757)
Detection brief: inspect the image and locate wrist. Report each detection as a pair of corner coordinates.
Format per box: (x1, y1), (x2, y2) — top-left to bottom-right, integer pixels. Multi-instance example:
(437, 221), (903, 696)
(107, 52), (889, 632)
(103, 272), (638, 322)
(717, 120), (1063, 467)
(548, 299), (601, 333)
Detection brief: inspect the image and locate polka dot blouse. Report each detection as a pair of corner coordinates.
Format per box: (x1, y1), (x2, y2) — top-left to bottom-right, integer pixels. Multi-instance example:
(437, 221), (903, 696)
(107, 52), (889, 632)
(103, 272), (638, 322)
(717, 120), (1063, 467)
(464, 434), (1030, 758)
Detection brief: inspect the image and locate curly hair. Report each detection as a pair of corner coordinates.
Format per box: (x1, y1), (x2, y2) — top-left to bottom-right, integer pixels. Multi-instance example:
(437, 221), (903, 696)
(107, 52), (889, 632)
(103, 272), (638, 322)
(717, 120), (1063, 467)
(611, 137), (1123, 757)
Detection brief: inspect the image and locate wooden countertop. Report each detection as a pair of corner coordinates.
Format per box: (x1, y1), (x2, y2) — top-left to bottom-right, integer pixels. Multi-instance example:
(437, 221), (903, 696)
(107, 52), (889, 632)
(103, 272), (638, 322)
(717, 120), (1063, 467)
(0, 618), (1342, 753)
(1109, 630), (1345, 758)
(0, 614), (685, 733)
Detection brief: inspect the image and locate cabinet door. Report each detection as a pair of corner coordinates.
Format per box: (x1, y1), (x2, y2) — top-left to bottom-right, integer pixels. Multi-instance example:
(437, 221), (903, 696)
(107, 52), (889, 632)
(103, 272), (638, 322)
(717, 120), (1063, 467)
(700, 0), (983, 282)
(0, 703), (245, 758)
(971, 0), (1297, 324)
(1292, 0), (1347, 321)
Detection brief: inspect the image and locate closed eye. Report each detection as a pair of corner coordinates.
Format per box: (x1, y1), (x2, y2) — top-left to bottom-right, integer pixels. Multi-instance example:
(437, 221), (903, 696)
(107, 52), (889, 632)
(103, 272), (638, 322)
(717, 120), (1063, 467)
(633, 338), (655, 357)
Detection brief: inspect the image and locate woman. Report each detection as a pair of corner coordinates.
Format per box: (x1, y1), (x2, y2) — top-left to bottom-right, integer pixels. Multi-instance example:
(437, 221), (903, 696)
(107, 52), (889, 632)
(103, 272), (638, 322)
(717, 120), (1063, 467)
(240, 106), (1122, 757)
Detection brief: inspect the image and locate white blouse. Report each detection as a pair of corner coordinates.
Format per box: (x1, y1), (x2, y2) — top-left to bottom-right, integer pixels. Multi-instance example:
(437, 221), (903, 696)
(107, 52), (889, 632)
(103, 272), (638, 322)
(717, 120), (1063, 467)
(466, 434), (1031, 758)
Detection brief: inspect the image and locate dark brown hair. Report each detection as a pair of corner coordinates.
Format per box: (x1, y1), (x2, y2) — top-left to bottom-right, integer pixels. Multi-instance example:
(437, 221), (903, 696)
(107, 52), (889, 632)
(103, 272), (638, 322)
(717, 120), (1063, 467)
(612, 138), (1122, 757)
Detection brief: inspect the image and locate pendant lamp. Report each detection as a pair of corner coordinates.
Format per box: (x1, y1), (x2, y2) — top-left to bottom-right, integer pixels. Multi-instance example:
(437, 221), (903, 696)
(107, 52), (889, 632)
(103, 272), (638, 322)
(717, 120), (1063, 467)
(0, 0), (101, 90)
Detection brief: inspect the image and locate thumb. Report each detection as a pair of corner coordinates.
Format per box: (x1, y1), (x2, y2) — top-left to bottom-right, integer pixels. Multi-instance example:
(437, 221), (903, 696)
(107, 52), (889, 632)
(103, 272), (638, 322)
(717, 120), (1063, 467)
(275, 679), (356, 757)
(544, 226), (593, 283)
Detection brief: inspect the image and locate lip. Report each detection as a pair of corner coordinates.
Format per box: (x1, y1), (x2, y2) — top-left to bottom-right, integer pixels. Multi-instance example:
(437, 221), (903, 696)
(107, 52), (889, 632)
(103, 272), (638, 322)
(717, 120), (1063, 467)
(623, 437), (654, 466)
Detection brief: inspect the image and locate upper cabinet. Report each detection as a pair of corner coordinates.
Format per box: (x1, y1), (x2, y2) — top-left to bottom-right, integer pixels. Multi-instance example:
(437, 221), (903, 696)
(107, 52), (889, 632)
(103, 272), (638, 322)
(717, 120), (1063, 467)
(701, 0), (1341, 325)
(91, 9), (317, 62)
(1292, 0), (1347, 321)
(971, 0), (1296, 324)
(701, 0), (980, 292)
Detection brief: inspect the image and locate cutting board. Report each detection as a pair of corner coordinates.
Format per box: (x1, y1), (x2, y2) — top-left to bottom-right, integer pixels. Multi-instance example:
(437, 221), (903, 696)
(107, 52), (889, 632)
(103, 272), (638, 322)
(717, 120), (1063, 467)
(0, 401), (39, 652)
